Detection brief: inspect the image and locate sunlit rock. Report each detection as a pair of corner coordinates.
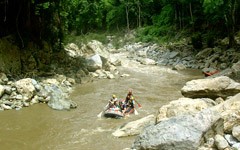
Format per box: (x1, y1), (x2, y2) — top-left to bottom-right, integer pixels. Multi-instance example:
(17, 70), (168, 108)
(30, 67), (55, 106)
(64, 43), (83, 57)
(86, 54), (103, 72)
(15, 78), (36, 101)
(173, 63), (187, 70)
(0, 72), (8, 84)
(82, 40), (109, 58)
(132, 109), (221, 150)
(232, 125), (240, 141)
(1, 104), (12, 110)
(112, 115), (155, 137)
(139, 58), (156, 65)
(181, 76), (240, 99)
(47, 84), (72, 110)
(211, 93), (240, 133)
(214, 134), (229, 150)
(232, 143), (240, 149)
(156, 97), (216, 123)
(0, 85), (4, 97)
(224, 134), (238, 146)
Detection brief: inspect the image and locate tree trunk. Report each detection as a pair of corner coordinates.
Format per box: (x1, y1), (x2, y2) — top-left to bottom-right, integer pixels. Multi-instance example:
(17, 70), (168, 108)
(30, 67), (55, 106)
(125, 3), (130, 32)
(189, 3), (193, 25)
(137, 1), (141, 27)
(226, 0), (236, 47)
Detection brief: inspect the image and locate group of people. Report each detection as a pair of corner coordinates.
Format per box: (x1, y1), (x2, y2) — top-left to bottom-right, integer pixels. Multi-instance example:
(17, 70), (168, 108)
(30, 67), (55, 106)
(107, 90), (135, 116)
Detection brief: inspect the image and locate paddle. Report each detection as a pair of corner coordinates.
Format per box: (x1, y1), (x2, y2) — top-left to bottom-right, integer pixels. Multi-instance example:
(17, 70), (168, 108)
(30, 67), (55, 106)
(134, 108), (139, 115)
(97, 103), (109, 118)
(134, 99), (142, 108)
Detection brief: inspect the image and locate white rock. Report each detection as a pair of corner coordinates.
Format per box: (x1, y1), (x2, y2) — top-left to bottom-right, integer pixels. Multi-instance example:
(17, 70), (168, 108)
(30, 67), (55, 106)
(232, 125), (240, 141)
(112, 114), (155, 137)
(214, 134), (229, 150)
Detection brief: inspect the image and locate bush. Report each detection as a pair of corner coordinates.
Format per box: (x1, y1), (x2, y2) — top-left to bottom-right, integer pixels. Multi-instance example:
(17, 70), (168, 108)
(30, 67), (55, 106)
(206, 34), (215, 48)
(191, 33), (203, 49)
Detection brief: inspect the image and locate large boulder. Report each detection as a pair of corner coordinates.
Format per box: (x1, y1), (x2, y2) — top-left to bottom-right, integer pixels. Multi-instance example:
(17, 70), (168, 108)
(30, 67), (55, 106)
(211, 93), (240, 133)
(230, 61), (240, 81)
(139, 58), (156, 65)
(181, 76), (240, 99)
(0, 84), (4, 97)
(82, 40), (110, 58)
(15, 78), (36, 101)
(132, 109), (221, 150)
(196, 48), (213, 59)
(112, 115), (155, 137)
(156, 97), (216, 123)
(64, 43), (83, 58)
(46, 84), (72, 110)
(0, 73), (8, 85)
(86, 54), (103, 72)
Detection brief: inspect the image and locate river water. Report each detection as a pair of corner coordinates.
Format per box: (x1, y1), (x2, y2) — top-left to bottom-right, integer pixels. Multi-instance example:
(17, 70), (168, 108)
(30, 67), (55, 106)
(0, 53), (203, 150)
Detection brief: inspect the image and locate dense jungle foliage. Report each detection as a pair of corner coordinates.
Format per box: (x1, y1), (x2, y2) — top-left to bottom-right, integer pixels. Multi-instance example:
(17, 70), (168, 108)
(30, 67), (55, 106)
(0, 0), (240, 50)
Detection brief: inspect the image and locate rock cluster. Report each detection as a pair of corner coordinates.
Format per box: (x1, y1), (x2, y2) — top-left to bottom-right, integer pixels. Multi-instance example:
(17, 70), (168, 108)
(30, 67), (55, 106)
(0, 72), (77, 111)
(131, 76), (240, 150)
(121, 42), (240, 81)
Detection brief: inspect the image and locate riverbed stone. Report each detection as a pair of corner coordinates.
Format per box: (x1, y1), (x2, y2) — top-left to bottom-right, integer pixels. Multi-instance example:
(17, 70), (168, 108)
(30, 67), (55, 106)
(47, 84), (71, 110)
(15, 78), (36, 101)
(64, 43), (83, 57)
(0, 85), (4, 97)
(214, 134), (229, 150)
(87, 40), (109, 58)
(210, 93), (240, 133)
(232, 143), (240, 149)
(4, 85), (12, 95)
(0, 73), (8, 84)
(139, 58), (156, 65)
(112, 114), (155, 137)
(224, 134), (238, 146)
(132, 109), (221, 150)
(86, 54), (103, 72)
(173, 63), (187, 70)
(181, 76), (240, 99)
(232, 125), (240, 141)
(1, 103), (12, 110)
(156, 97), (216, 123)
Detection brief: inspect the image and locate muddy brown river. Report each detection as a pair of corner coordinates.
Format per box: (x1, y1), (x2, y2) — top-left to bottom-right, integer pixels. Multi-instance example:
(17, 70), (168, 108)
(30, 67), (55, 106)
(0, 54), (203, 150)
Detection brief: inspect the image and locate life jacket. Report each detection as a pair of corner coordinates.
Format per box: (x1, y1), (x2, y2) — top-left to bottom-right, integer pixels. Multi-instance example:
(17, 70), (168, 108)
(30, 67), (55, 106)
(127, 99), (134, 108)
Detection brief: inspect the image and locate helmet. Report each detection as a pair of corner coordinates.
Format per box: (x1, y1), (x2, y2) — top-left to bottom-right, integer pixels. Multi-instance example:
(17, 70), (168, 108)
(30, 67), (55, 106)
(112, 95), (116, 98)
(128, 90), (132, 95)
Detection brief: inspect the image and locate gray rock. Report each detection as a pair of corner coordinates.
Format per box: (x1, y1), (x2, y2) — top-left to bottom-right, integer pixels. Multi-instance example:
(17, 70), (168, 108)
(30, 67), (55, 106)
(181, 76), (240, 99)
(0, 85), (4, 97)
(232, 125), (240, 141)
(214, 134), (229, 150)
(47, 84), (72, 110)
(15, 78), (36, 101)
(232, 143), (240, 149)
(112, 115), (155, 137)
(86, 54), (103, 72)
(224, 134), (238, 146)
(132, 109), (220, 150)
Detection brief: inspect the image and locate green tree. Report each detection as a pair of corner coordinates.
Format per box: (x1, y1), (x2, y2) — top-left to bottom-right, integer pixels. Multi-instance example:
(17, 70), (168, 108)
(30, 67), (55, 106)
(203, 0), (238, 47)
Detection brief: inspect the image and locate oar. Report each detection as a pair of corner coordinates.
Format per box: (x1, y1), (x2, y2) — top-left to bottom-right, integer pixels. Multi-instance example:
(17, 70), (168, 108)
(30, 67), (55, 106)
(134, 99), (142, 108)
(97, 103), (109, 118)
(134, 108), (139, 115)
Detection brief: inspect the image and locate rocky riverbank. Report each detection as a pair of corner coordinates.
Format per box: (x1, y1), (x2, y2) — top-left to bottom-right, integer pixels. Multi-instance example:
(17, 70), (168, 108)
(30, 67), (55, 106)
(0, 73), (77, 111)
(63, 38), (240, 149)
(1, 34), (240, 149)
(130, 76), (240, 150)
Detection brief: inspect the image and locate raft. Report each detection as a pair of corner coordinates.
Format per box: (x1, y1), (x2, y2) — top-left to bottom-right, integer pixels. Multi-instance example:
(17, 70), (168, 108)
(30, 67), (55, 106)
(104, 108), (124, 118)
